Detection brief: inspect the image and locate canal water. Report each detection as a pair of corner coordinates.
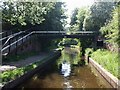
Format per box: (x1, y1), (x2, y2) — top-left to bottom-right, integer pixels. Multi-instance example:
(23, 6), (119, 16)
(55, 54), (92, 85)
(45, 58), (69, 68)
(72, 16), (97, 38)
(18, 47), (112, 89)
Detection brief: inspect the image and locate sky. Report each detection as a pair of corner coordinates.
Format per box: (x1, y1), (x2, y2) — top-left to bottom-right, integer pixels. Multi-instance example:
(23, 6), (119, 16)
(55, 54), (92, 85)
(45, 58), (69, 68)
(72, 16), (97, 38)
(65, 0), (95, 15)
(64, 0), (95, 27)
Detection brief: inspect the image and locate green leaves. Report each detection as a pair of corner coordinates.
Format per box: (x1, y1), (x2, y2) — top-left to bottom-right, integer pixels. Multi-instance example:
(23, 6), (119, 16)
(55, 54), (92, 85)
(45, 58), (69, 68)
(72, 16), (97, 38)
(1, 59), (42, 84)
(1, 68), (24, 83)
(70, 2), (115, 32)
(100, 4), (119, 48)
(76, 7), (87, 31)
(90, 49), (119, 79)
(70, 7), (87, 31)
(84, 2), (115, 31)
(2, 1), (67, 34)
(70, 8), (78, 26)
(44, 2), (66, 31)
(2, 1), (55, 27)
(18, 16), (26, 25)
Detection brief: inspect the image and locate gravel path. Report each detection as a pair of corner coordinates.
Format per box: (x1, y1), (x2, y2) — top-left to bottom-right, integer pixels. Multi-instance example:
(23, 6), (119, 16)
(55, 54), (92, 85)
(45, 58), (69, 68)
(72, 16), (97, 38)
(0, 52), (50, 72)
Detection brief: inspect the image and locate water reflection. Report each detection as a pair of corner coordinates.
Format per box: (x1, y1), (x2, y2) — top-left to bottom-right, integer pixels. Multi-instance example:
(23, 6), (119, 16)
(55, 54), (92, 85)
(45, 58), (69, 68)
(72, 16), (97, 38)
(61, 61), (71, 77)
(18, 47), (112, 89)
(57, 47), (81, 70)
(63, 79), (73, 89)
(59, 47), (81, 89)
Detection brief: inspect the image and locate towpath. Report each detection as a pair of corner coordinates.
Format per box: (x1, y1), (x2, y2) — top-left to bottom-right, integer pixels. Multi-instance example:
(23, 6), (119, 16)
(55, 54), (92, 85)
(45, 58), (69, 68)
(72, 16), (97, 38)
(0, 52), (51, 72)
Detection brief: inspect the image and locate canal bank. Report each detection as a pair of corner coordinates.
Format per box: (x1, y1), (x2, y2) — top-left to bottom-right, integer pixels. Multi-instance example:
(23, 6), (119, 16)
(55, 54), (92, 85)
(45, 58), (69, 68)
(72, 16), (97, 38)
(88, 57), (120, 89)
(1, 50), (61, 90)
(17, 47), (113, 89)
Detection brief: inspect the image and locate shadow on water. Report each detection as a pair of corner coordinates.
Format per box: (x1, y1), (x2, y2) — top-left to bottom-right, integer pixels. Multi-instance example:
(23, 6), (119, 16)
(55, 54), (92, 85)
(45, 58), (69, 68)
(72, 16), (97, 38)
(18, 47), (112, 89)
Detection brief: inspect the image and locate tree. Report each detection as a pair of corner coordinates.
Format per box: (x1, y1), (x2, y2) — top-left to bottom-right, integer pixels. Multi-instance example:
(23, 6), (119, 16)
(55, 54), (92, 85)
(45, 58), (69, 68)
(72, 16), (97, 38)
(70, 8), (78, 26)
(1, 1), (54, 31)
(38, 2), (67, 31)
(69, 8), (83, 32)
(100, 3), (120, 49)
(83, 1), (115, 31)
(1, 1), (67, 51)
(76, 7), (87, 31)
(69, 7), (94, 50)
(34, 2), (67, 51)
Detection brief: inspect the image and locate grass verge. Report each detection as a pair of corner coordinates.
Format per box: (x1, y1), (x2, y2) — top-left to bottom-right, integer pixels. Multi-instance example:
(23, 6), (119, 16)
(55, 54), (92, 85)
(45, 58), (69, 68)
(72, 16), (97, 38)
(85, 48), (119, 79)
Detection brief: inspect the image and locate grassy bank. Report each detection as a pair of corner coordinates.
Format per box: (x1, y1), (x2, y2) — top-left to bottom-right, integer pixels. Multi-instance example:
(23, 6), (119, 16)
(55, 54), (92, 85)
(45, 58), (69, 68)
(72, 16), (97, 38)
(85, 48), (119, 79)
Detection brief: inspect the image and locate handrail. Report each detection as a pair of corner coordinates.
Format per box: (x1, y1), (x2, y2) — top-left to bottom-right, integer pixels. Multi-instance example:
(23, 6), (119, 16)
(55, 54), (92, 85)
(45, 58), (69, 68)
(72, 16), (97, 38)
(71, 31), (95, 34)
(1, 30), (96, 53)
(33, 31), (95, 34)
(0, 32), (5, 35)
(0, 31), (25, 41)
(1, 32), (33, 52)
(33, 31), (66, 33)
(1, 31), (26, 47)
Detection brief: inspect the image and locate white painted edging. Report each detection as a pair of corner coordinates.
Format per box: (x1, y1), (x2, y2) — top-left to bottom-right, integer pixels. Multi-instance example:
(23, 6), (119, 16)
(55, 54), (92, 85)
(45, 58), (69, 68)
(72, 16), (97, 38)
(89, 58), (120, 88)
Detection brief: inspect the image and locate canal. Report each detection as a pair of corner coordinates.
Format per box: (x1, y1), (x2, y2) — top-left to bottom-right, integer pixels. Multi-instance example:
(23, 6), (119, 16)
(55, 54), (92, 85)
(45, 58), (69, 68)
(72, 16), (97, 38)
(18, 47), (112, 89)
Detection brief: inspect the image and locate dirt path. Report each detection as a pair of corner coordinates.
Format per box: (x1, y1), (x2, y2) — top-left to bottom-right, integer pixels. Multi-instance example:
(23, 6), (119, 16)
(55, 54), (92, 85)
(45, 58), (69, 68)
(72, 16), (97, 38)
(1, 52), (51, 72)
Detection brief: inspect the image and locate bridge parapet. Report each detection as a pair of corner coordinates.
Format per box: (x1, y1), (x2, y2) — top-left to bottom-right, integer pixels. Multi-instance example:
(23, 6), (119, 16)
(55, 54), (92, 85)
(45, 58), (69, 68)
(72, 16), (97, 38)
(33, 30), (96, 35)
(33, 31), (67, 34)
(1, 30), (97, 55)
(70, 31), (96, 34)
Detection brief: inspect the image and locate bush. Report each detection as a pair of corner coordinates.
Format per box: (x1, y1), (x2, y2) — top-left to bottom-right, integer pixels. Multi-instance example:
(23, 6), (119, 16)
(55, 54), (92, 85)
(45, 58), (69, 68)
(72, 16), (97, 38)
(0, 58), (43, 84)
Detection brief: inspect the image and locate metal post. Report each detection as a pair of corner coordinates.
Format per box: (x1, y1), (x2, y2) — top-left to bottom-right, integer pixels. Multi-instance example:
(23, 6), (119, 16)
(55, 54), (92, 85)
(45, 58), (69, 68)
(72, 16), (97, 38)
(35, 33), (37, 52)
(15, 37), (18, 55)
(29, 35), (31, 44)
(21, 35), (23, 53)
(8, 38), (11, 54)
(22, 35), (23, 44)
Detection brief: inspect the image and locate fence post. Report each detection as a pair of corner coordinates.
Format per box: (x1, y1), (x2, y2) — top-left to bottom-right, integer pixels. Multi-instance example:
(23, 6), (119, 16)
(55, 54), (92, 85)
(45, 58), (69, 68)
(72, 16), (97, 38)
(93, 35), (97, 50)
(15, 36), (18, 55)
(8, 38), (11, 54)
(22, 34), (23, 52)
(29, 33), (31, 45)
